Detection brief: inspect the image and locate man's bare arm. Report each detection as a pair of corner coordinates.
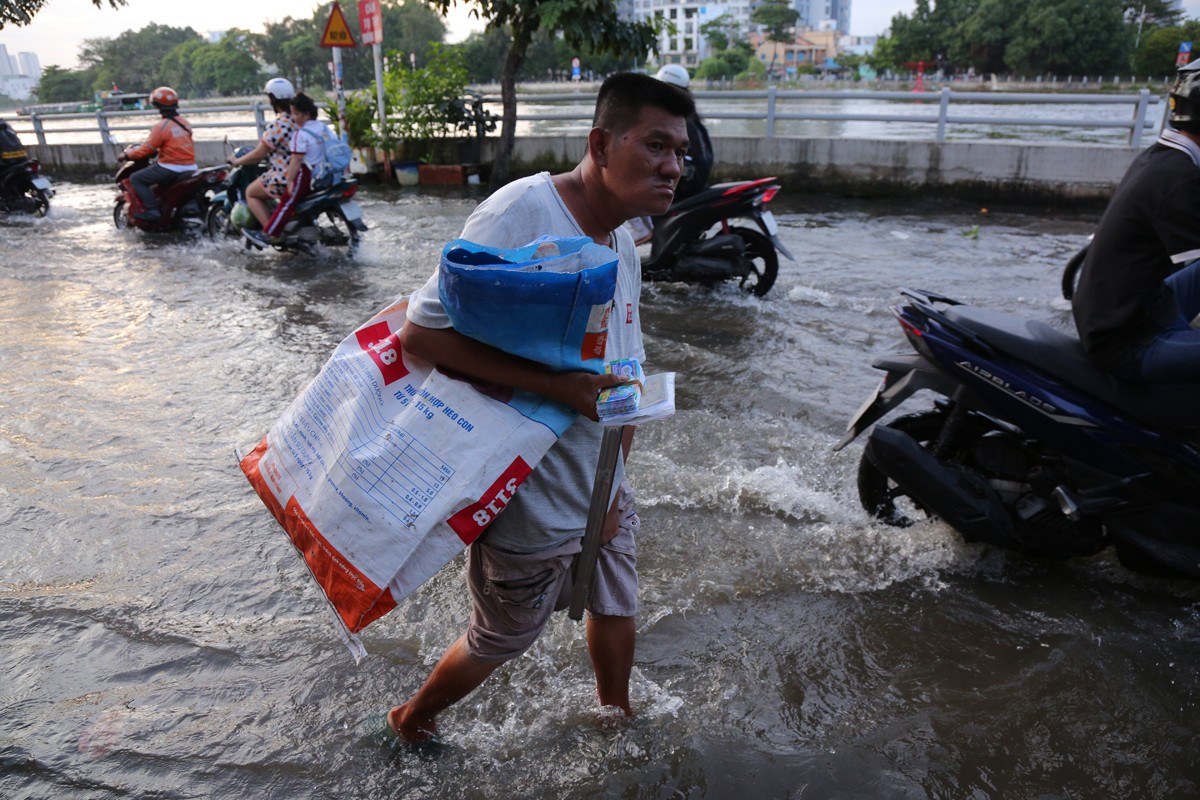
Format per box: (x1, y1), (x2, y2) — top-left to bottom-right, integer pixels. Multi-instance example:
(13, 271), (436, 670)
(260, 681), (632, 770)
(399, 320), (625, 421)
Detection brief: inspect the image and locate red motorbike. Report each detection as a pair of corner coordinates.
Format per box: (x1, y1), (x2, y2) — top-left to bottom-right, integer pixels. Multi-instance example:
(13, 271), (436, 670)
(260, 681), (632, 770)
(113, 156), (227, 233)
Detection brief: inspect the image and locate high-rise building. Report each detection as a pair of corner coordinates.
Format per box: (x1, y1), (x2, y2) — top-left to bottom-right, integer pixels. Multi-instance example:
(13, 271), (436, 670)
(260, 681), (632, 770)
(0, 44), (13, 77)
(18, 51), (41, 80)
(792, 0), (851, 35)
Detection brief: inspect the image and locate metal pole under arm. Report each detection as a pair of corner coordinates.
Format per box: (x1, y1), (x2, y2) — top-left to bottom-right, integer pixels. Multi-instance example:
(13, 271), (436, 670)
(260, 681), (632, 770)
(569, 424), (626, 621)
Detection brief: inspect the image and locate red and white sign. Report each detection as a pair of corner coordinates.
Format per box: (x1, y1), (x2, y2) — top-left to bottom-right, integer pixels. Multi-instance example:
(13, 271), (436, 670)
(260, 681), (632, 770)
(359, 0), (383, 46)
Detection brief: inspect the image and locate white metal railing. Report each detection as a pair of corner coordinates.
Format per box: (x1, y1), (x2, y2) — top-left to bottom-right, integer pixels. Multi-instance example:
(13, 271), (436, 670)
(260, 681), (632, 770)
(510, 87), (1163, 147)
(9, 87), (1164, 149)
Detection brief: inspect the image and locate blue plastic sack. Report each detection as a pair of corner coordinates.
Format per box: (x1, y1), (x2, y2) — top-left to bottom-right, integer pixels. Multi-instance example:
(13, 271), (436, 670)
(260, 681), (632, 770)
(438, 236), (619, 373)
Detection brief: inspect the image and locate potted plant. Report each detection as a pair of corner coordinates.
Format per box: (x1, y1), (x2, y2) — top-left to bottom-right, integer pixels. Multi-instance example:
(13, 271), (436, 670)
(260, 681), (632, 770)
(342, 90), (381, 175)
(382, 44), (494, 185)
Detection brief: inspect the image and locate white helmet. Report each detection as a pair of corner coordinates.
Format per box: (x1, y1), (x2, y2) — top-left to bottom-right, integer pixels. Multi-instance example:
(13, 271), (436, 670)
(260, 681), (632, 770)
(655, 64), (690, 89)
(264, 77), (295, 100)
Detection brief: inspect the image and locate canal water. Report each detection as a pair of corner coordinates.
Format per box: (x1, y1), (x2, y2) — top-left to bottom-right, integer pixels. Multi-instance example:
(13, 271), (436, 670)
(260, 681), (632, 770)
(2, 179), (1198, 799)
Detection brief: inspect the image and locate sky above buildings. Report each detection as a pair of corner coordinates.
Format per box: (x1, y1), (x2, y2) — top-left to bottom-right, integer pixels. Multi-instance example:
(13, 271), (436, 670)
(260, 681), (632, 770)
(6, 0), (914, 71)
(4, 0), (1200, 73)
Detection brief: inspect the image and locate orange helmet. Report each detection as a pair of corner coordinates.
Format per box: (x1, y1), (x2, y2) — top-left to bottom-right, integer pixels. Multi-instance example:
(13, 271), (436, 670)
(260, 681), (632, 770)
(150, 86), (179, 110)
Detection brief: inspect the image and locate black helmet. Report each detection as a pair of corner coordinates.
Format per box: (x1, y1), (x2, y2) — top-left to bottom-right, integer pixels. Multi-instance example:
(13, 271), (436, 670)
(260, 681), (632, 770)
(1169, 60), (1200, 133)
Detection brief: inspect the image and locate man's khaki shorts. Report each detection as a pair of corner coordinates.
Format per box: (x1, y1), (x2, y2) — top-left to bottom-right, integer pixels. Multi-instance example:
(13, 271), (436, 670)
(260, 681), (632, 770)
(464, 481), (639, 662)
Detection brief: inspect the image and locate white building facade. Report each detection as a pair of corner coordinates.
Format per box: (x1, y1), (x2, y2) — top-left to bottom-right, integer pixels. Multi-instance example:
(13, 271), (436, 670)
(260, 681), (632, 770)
(623, 0), (855, 69)
(625, 0), (756, 68)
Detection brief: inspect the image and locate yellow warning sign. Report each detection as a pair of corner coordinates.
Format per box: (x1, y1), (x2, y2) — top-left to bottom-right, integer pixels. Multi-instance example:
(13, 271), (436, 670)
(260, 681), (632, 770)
(320, 2), (357, 48)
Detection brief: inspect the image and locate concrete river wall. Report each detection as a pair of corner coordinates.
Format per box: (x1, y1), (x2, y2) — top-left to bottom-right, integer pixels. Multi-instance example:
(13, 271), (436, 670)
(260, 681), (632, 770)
(27, 135), (1133, 204)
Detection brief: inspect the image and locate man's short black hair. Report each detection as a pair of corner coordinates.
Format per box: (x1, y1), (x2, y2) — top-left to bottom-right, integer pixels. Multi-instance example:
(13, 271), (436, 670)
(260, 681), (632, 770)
(593, 72), (694, 136)
(290, 92), (319, 119)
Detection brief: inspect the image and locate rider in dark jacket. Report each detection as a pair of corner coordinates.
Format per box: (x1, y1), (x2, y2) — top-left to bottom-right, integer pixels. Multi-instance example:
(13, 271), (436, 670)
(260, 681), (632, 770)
(1071, 60), (1200, 382)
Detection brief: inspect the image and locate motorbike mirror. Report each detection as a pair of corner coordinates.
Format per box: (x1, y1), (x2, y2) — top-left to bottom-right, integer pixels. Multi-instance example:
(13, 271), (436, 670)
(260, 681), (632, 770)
(107, 134), (120, 146)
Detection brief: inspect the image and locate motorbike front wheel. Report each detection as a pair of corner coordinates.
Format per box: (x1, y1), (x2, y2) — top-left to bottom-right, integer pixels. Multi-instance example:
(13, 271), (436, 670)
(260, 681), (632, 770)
(113, 198), (129, 230)
(205, 203), (233, 240)
(729, 226), (778, 297)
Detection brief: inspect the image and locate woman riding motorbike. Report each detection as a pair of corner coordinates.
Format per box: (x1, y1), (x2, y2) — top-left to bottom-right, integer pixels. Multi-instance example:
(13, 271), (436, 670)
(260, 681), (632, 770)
(226, 77), (297, 228)
(244, 92), (328, 249)
(117, 86), (196, 223)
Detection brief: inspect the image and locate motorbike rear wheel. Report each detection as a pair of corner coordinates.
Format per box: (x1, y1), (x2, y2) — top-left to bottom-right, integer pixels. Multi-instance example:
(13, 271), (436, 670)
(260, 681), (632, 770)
(729, 226), (778, 297)
(30, 188), (50, 216)
(857, 410), (952, 527)
(319, 206), (360, 257)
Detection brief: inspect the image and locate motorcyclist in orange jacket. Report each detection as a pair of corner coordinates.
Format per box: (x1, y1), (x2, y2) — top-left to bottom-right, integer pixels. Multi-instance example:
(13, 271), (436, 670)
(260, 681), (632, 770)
(118, 86), (197, 222)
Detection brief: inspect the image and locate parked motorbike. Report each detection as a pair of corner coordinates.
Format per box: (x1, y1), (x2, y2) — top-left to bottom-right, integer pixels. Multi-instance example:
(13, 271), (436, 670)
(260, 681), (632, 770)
(206, 156), (366, 257)
(834, 286), (1200, 581)
(641, 176), (793, 297)
(113, 155), (227, 233)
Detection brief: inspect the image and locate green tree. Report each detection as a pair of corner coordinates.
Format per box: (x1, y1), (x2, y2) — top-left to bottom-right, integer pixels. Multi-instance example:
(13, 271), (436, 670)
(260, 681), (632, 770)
(381, 42), (476, 161)
(79, 23), (200, 93)
(191, 31), (262, 96)
(868, 36), (901, 73)
(32, 64), (95, 102)
(884, 0), (1136, 76)
(456, 27), (512, 83)
(694, 54), (739, 81)
(343, 0), (447, 87)
(949, 0), (1011, 75)
(424, 0), (658, 187)
(1, 0), (124, 30)
(1005, 0), (1131, 75)
(1132, 21), (1200, 75)
(159, 39), (207, 96)
(751, 0), (799, 78)
(253, 15), (325, 91)
(700, 13), (739, 53)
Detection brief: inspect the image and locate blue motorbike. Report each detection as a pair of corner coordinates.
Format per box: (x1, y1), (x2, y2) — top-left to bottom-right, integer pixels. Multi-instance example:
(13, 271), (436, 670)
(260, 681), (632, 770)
(835, 286), (1200, 580)
(206, 151), (367, 256)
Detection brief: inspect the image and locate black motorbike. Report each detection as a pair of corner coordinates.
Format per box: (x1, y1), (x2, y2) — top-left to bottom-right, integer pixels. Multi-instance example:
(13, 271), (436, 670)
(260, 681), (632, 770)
(642, 176), (793, 297)
(0, 124), (53, 216)
(836, 283), (1200, 581)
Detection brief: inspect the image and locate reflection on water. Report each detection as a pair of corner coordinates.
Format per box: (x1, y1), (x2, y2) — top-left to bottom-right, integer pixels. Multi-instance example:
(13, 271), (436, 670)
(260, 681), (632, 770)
(1, 181), (1198, 799)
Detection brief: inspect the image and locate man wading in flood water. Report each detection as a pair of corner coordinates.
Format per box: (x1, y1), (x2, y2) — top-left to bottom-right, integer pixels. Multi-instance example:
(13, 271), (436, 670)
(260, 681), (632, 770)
(388, 72), (693, 743)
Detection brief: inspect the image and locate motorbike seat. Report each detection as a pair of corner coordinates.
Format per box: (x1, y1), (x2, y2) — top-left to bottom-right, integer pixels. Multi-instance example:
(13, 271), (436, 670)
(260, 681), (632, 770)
(943, 305), (1200, 430)
(152, 169), (192, 191)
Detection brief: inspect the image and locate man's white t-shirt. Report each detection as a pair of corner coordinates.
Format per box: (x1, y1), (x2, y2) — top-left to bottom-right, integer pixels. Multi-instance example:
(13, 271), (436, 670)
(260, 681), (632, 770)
(407, 172), (645, 553)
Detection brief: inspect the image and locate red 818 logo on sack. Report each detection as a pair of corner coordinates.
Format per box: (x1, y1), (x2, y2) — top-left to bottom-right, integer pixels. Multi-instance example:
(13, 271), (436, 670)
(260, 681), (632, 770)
(355, 321), (410, 385)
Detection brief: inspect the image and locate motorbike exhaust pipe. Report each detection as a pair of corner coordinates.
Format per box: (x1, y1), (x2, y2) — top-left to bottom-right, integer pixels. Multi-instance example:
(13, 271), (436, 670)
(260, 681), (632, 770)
(865, 425), (1020, 549)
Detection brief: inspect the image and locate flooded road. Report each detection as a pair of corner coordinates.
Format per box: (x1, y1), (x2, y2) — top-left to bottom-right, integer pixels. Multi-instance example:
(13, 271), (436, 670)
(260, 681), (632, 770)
(2, 179), (1198, 799)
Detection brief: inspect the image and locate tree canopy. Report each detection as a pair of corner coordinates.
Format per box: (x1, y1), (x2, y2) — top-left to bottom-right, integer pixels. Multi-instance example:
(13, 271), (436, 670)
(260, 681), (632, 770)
(872, 0), (1192, 76)
(423, 0), (659, 186)
(0, 0), (124, 30)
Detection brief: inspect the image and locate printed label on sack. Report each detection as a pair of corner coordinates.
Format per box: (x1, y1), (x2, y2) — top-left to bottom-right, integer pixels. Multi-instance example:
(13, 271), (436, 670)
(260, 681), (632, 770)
(445, 456), (533, 543)
(356, 321), (409, 385)
(580, 301), (613, 361)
